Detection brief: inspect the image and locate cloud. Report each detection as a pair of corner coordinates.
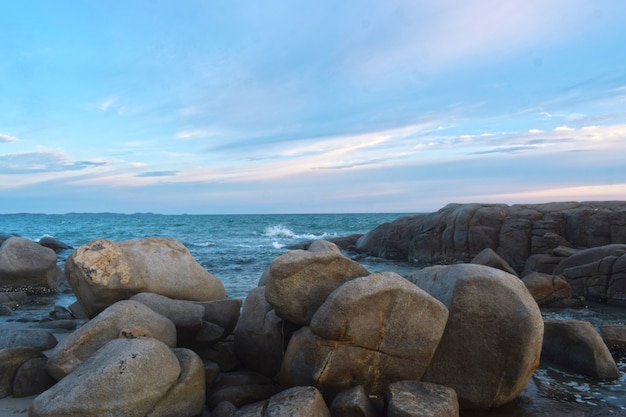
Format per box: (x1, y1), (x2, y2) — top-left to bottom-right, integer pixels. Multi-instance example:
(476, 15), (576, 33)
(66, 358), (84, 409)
(97, 97), (118, 111)
(0, 134), (20, 143)
(554, 125), (574, 132)
(529, 129), (544, 134)
(135, 170), (179, 177)
(0, 151), (107, 174)
(176, 129), (221, 139)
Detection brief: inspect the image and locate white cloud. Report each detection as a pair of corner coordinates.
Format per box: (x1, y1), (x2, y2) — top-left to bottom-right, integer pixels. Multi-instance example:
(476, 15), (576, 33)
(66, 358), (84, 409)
(0, 133), (20, 143)
(529, 129), (543, 134)
(176, 129), (221, 139)
(554, 125), (574, 132)
(97, 97), (118, 111)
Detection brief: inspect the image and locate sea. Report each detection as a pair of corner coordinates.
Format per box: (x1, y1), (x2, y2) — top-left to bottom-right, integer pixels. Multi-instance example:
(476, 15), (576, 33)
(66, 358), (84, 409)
(1, 212), (626, 416)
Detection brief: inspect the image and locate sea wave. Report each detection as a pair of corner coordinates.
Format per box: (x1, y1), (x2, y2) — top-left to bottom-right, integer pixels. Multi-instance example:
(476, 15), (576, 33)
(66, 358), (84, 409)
(263, 224), (335, 241)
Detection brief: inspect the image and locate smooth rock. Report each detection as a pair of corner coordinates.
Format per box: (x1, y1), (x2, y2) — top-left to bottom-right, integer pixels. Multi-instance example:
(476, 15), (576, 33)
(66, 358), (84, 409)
(409, 264), (544, 409)
(266, 386), (330, 417)
(601, 323), (626, 353)
(264, 241), (370, 325)
(542, 320), (620, 380)
(234, 286), (291, 377)
(0, 347), (45, 398)
(65, 237), (227, 317)
(12, 357), (55, 397)
(30, 338), (181, 417)
(38, 236), (73, 252)
(196, 298), (242, 335)
(130, 292), (205, 329)
(471, 247), (518, 276)
(386, 380), (459, 417)
(46, 299), (177, 380)
(0, 237), (57, 288)
(145, 348), (206, 417)
(522, 272), (572, 305)
(0, 329), (57, 351)
(329, 385), (377, 417)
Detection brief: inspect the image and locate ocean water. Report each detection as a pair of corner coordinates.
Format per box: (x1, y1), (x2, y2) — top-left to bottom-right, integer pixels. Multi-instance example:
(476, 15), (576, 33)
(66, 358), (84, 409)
(2, 212), (626, 415)
(0, 212), (417, 299)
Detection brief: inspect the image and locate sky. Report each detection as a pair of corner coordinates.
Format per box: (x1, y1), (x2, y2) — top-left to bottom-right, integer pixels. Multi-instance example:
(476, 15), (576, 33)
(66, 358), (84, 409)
(2, 0), (626, 214)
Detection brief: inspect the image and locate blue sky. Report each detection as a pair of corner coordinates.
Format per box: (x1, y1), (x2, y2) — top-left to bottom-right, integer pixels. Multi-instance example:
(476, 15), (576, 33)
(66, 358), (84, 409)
(2, 0), (626, 214)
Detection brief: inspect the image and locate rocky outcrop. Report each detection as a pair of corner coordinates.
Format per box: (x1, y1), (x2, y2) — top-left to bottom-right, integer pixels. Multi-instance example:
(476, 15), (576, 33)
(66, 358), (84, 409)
(0, 237), (58, 288)
(356, 201), (626, 273)
(408, 264), (544, 409)
(65, 237), (227, 317)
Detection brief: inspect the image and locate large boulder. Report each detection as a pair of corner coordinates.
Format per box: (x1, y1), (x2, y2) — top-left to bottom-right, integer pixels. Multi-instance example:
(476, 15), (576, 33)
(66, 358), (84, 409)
(263, 240), (370, 325)
(0, 347), (46, 399)
(385, 380), (459, 417)
(65, 237), (227, 317)
(0, 329), (57, 351)
(357, 201), (626, 274)
(279, 272), (449, 399)
(46, 299), (177, 380)
(0, 236), (58, 288)
(233, 386), (331, 417)
(30, 338), (182, 417)
(409, 264), (544, 409)
(542, 320), (620, 380)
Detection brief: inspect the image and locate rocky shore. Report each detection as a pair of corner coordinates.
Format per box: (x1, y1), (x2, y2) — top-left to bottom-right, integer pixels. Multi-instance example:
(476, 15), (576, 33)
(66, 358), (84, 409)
(1, 201), (626, 416)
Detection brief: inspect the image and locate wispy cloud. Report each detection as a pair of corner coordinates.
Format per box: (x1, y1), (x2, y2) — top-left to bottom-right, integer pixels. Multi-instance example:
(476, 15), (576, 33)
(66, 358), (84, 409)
(0, 151), (106, 174)
(135, 170), (179, 177)
(97, 97), (118, 111)
(0, 134), (20, 143)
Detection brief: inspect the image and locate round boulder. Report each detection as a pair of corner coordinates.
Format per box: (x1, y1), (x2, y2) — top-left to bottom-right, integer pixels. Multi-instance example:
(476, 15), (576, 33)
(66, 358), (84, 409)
(409, 264), (544, 410)
(0, 236), (57, 288)
(65, 237), (227, 317)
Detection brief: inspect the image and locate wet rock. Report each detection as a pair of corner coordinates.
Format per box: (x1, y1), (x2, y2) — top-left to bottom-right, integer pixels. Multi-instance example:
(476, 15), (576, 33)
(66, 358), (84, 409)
(0, 329), (57, 351)
(601, 323), (626, 354)
(38, 236), (73, 252)
(65, 237), (227, 317)
(385, 380), (459, 417)
(542, 320), (620, 380)
(263, 240), (370, 325)
(30, 338), (182, 417)
(46, 299), (176, 380)
(409, 264), (543, 409)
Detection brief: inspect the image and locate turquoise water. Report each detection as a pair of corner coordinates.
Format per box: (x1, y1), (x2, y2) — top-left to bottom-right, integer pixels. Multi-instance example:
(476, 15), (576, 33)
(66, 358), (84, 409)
(0, 212), (417, 299)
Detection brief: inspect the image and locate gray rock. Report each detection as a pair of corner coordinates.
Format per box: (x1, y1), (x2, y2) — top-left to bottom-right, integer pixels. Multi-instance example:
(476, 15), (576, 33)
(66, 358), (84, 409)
(0, 329), (57, 351)
(207, 370), (280, 408)
(264, 242), (370, 325)
(542, 320), (620, 380)
(145, 348), (206, 417)
(38, 236), (73, 252)
(12, 357), (55, 398)
(196, 298), (242, 335)
(195, 321), (227, 343)
(281, 272), (448, 399)
(601, 323), (626, 353)
(266, 386), (330, 417)
(386, 380), (459, 417)
(46, 299), (176, 380)
(65, 237), (227, 317)
(471, 247), (518, 276)
(409, 264), (544, 409)
(130, 292), (205, 328)
(234, 286), (289, 377)
(330, 385), (377, 417)
(30, 338), (181, 417)
(0, 236), (58, 288)
(0, 347), (45, 398)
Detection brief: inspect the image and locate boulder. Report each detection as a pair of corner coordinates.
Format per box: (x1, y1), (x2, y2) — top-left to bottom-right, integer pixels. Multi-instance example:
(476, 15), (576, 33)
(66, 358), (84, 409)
(0, 329), (57, 351)
(409, 264), (543, 409)
(12, 357), (55, 397)
(385, 380), (459, 417)
(357, 202), (626, 273)
(46, 299), (177, 380)
(130, 292), (205, 329)
(30, 338), (181, 417)
(234, 286), (292, 377)
(145, 348), (206, 417)
(521, 272), (572, 306)
(196, 298), (242, 335)
(38, 236), (73, 252)
(542, 320), (620, 380)
(65, 237), (227, 317)
(601, 323), (626, 354)
(471, 248), (518, 276)
(0, 347), (45, 398)
(555, 245), (626, 303)
(280, 272), (449, 399)
(329, 385), (378, 417)
(232, 386), (330, 417)
(0, 236), (58, 288)
(263, 241), (370, 325)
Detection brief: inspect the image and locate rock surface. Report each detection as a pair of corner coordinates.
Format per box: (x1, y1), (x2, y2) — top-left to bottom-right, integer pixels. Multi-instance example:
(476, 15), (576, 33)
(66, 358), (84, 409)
(263, 241), (370, 325)
(409, 264), (544, 409)
(280, 272), (448, 399)
(542, 320), (620, 380)
(385, 380), (459, 417)
(65, 237), (227, 317)
(0, 237), (58, 288)
(30, 338), (182, 417)
(356, 201), (626, 276)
